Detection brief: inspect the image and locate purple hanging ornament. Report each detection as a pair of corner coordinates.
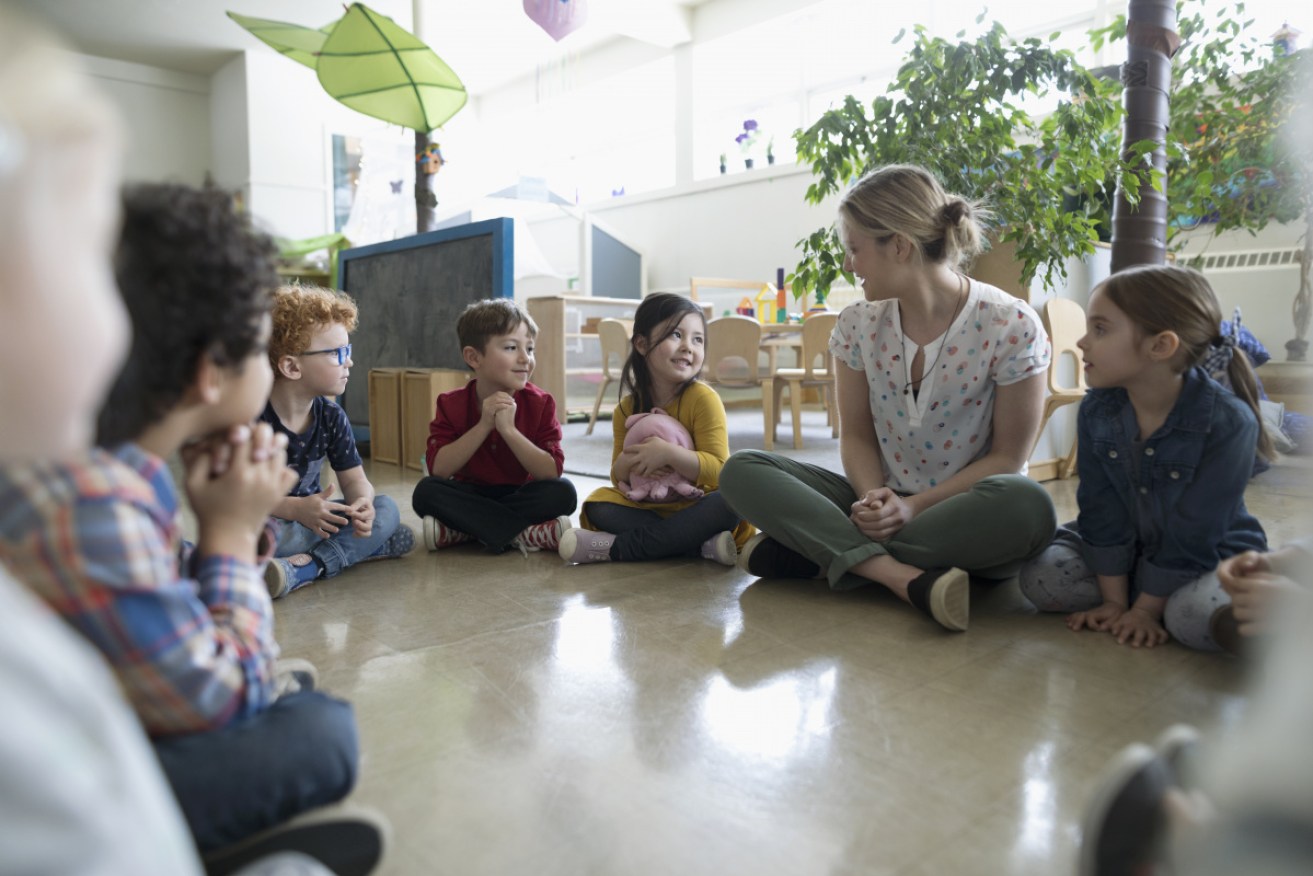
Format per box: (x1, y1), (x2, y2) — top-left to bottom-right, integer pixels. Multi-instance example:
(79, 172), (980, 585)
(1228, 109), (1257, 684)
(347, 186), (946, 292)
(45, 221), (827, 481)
(524, 0), (588, 42)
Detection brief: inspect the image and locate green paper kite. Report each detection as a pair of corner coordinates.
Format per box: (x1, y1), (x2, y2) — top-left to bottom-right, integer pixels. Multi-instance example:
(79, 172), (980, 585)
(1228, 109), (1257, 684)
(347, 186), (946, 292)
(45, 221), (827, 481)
(226, 11), (336, 69)
(315, 4), (468, 134)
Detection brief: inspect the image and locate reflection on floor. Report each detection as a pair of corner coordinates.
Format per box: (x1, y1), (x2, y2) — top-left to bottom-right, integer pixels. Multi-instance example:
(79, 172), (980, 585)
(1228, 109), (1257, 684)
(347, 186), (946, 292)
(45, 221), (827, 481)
(274, 457), (1308, 875)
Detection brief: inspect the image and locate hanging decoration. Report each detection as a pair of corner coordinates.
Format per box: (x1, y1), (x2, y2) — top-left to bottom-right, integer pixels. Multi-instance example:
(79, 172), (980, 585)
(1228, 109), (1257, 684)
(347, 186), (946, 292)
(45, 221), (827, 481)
(523, 0), (588, 42)
(315, 4), (467, 133)
(226, 12), (335, 69)
(227, 3), (468, 233)
(417, 142), (445, 175)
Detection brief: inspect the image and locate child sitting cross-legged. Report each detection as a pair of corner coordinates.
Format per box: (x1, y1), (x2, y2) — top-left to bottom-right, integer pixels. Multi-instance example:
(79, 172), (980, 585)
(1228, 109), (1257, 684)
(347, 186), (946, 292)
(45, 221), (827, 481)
(1019, 264), (1271, 651)
(0, 182), (381, 867)
(559, 292), (751, 566)
(412, 298), (577, 554)
(261, 285), (414, 598)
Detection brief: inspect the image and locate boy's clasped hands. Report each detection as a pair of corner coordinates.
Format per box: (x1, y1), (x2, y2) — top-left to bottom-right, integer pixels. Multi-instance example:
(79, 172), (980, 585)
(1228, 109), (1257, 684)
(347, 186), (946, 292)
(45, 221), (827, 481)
(481, 390), (519, 434)
(182, 422), (375, 542)
(287, 489), (377, 540)
(1218, 548), (1305, 637)
(183, 422), (296, 556)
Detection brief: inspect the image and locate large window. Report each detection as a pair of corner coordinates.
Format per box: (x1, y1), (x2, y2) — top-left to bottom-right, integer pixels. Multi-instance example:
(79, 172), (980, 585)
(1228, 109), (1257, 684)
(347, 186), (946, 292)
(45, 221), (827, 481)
(462, 0), (1304, 203)
(469, 55), (677, 205)
(691, 0), (1113, 181)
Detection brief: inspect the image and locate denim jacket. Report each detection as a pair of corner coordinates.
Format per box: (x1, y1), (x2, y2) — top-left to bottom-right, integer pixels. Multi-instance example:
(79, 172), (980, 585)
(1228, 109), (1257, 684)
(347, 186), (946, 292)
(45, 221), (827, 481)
(1075, 366), (1267, 597)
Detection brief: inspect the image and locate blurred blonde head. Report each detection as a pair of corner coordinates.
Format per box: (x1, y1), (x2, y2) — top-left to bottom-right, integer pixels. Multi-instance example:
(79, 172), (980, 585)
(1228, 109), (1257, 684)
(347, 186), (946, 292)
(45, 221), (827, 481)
(0, 7), (128, 460)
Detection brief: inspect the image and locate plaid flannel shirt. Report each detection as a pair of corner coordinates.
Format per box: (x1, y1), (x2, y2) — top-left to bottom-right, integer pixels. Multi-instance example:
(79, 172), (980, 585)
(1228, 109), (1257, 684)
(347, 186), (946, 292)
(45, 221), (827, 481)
(0, 444), (279, 736)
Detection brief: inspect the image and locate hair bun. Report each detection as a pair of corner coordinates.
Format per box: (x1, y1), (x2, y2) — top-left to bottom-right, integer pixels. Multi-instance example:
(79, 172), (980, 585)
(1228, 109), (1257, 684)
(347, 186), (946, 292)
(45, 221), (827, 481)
(941, 200), (968, 226)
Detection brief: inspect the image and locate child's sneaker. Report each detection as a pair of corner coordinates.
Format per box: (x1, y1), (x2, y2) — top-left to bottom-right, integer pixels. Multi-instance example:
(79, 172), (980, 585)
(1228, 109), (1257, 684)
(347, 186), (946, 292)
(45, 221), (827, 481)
(366, 524), (415, 561)
(1078, 743), (1171, 876)
(559, 528), (616, 564)
(422, 516), (473, 551)
(700, 531), (738, 566)
(265, 555), (323, 600)
(202, 803), (388, 876)
(272, 658), (320, 696)
(515, 515), (570, 552)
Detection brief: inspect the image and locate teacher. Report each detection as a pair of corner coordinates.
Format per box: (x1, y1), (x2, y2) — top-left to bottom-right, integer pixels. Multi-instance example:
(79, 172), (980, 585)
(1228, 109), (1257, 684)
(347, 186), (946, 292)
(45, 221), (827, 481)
(720, 164), (1057, 631)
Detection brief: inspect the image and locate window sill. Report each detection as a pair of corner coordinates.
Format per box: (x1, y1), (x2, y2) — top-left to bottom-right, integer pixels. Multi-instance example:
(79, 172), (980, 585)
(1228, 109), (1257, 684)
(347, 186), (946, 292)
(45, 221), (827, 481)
(582, 161), (811, 213)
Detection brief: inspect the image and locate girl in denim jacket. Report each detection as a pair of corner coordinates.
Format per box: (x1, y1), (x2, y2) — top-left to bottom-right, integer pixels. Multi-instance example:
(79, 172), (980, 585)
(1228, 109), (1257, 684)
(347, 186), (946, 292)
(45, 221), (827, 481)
(1019, 265), (1270, 650)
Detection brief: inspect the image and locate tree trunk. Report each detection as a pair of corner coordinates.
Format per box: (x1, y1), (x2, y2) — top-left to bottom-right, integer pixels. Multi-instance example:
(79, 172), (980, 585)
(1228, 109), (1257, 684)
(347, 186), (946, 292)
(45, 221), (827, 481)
(1110, 0), (1179, 273)
(415, 129), (438, 234)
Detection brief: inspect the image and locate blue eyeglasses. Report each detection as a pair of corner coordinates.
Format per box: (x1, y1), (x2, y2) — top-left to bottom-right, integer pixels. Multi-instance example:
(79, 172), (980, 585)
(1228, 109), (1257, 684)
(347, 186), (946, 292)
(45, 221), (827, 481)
(302, 344), (352, 365)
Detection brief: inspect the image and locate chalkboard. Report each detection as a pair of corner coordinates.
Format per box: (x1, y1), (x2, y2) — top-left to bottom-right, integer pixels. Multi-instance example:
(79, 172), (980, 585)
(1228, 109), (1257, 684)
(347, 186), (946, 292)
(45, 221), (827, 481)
(338, 218), (513, 425)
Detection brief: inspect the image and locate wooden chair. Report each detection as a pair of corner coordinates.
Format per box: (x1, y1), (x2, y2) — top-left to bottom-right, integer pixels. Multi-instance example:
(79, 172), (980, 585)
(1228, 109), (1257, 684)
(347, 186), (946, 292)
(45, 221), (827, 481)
(1036, 298), (1088, 478)
(704, 315), (776, 450)
(772, 311), (839, 449)
(586, 318), (632, 435)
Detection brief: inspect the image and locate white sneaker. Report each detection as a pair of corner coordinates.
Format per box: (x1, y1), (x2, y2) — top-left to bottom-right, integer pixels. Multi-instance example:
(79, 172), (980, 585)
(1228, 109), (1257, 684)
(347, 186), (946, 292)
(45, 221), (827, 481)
(559, 528), (616, 564)
(700, 531), (738, 566)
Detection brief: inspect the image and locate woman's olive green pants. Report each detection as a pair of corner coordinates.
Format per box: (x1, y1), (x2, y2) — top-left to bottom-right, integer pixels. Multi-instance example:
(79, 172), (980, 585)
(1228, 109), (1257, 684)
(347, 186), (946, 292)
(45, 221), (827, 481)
(719, 449), (1057, 590)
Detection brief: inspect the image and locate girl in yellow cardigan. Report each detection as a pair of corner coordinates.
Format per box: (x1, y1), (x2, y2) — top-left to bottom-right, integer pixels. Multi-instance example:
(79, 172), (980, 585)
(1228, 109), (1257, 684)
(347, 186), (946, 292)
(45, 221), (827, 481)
(559, 293), (752, 565)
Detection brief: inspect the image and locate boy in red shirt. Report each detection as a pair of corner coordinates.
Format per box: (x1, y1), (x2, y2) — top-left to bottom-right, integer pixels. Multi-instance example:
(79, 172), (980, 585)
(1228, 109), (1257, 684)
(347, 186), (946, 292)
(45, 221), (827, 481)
(412, 299), (576, 553)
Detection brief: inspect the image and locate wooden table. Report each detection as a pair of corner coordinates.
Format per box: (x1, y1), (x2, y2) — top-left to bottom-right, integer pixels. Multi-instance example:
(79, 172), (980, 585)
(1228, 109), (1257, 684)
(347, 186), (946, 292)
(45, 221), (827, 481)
(758, 322), (804, 373)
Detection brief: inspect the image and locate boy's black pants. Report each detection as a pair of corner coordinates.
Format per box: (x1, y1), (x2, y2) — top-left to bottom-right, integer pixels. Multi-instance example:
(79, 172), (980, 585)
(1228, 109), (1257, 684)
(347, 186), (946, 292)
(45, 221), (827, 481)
(412, 477), (577, 552)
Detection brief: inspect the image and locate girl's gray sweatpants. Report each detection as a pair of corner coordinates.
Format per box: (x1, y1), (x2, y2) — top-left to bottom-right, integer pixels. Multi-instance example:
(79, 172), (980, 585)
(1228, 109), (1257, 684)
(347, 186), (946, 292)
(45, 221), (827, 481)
(1018, 528), (1228, 651)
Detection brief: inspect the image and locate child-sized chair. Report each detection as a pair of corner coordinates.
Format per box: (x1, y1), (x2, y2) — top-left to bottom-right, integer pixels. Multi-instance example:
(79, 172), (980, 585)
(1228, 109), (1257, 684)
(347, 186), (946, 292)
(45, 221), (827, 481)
(704, 315), (775, 450)
(1035, 297), (1088, 479)
(772, 311), (839, 449)
(586, 318), (633, 435)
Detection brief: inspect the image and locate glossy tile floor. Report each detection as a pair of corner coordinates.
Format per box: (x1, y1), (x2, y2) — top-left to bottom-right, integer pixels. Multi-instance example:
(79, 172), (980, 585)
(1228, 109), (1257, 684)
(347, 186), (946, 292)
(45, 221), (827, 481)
(274, 456), (1309, 876)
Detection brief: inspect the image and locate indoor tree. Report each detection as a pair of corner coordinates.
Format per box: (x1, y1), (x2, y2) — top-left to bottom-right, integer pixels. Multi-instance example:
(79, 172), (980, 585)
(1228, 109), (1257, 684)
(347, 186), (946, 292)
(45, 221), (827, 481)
(1095, 1), (1311, 357)
(790, 18), (1135, 302)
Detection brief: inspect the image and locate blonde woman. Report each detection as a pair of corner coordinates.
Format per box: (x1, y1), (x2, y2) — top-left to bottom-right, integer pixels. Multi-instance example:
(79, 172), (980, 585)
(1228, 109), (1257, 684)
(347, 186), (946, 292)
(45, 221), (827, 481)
(721, 165), (1056, 631)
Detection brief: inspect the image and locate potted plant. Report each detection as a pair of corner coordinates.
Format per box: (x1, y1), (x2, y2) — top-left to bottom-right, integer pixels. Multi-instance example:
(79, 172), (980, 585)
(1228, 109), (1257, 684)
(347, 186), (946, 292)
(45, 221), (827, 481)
(719, 153), (727, 175)
(767, 138), (776, 165)
(736, 119), (760, 169)
(790, 19), (1137, 301)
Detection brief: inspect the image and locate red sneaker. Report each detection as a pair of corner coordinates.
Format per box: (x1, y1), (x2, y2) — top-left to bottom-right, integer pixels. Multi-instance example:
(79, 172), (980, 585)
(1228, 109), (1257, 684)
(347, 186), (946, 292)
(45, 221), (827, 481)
(515, 515), (570, 552)
(422, 516), (473, 551)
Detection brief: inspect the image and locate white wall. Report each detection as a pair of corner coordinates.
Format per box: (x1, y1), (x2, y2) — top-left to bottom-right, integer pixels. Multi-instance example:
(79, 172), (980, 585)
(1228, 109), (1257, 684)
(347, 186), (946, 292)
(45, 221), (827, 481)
(227, 51), (416, 242)
(525, 163), (838, 296)
(79, 20), (1307, 367)
(81, 54), (210, 186)
(88, 47), (416, 243)
(209, 55), (249, 199)
(1175, 222), (1308, 363)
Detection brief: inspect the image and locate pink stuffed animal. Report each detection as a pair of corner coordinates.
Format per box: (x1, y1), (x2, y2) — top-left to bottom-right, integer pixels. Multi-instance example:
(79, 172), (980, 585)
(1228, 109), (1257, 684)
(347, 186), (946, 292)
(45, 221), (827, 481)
(618, 408), (705, 503)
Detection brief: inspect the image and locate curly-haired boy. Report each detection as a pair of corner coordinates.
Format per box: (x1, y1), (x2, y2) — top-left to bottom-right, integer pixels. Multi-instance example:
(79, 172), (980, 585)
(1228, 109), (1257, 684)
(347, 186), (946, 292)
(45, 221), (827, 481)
(261, 284), (413, 596)
(0, 181), (381, 864)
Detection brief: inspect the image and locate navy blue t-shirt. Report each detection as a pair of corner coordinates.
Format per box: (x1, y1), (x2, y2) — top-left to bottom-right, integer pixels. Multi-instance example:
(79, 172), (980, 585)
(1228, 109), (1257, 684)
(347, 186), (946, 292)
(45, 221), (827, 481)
(259, 397), (362, 498)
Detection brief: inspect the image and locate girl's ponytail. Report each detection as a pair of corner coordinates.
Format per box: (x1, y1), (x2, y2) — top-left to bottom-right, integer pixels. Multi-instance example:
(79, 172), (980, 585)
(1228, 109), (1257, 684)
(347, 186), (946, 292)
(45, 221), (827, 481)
(1212, 331), (1276, 461)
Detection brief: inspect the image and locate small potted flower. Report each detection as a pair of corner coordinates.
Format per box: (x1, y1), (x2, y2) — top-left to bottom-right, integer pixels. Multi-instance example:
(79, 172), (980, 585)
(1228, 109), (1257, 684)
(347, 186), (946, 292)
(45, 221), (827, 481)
(719, 153), (727, 175)
(735, 119), (760, 169)
(766, 137), (775, 165)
